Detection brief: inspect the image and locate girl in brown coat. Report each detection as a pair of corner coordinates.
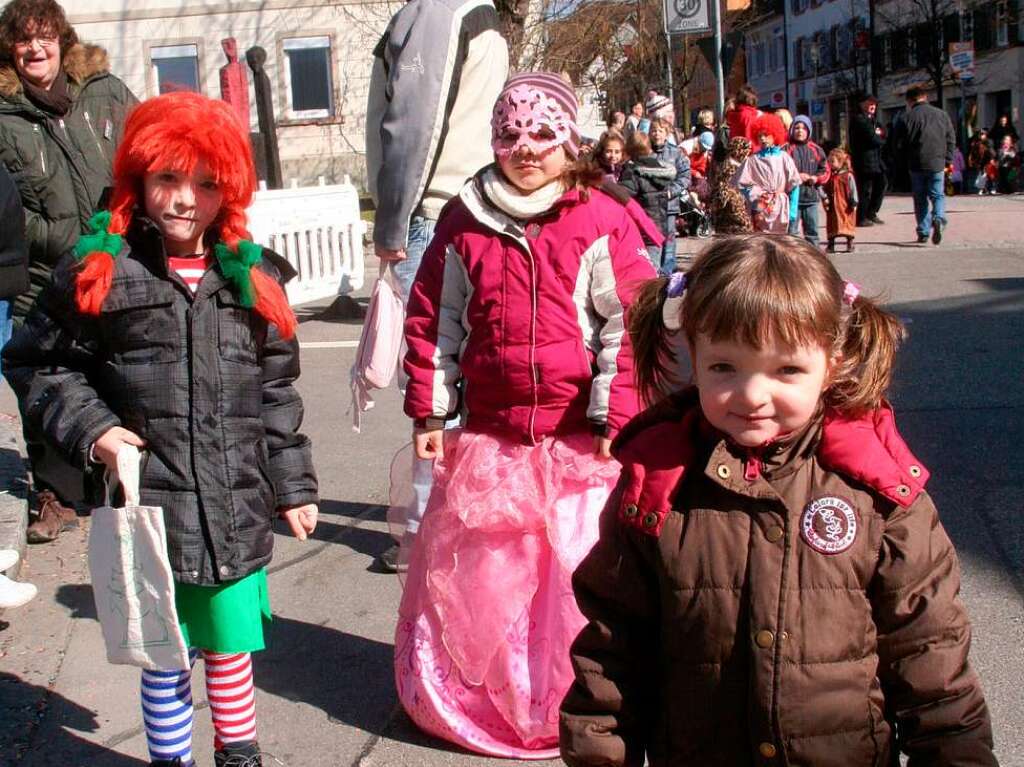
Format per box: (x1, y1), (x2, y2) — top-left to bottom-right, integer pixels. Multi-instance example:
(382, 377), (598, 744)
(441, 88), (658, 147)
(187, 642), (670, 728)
(560, 236), (996, 767)
(822, 147), (859, 253)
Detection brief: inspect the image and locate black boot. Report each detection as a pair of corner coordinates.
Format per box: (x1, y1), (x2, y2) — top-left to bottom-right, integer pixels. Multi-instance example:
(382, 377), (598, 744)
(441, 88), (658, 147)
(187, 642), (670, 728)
(215, 741), (263, 767)
(826, 238), (836, 254)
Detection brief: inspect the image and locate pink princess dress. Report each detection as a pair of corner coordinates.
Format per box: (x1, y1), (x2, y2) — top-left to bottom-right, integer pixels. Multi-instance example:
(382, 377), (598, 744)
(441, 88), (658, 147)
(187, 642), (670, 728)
(393, 429), (620, 758)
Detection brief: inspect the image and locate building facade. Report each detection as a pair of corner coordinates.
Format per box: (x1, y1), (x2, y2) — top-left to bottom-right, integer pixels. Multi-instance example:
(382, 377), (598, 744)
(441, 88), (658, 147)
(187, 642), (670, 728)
(745, 13), (787, 110)
(65, 0), (399, 188)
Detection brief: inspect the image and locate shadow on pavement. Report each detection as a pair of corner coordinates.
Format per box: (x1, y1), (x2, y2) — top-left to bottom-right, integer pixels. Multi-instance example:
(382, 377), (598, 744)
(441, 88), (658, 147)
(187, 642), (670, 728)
(0, 671), (148, 766)
(54, 583), (98, 621)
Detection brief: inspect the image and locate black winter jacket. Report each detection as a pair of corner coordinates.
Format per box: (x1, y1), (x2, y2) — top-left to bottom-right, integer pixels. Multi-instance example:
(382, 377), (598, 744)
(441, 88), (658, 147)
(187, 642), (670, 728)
(0, 164), (28, 300)
(619, 156), (677, 239)
(2, 219), (318, 585)
(892, 102), (956, 173)
(848, 111), (885, 173)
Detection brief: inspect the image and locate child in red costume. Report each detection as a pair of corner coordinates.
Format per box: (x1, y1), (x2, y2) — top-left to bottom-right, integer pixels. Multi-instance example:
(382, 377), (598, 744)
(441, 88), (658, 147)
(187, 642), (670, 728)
(3, 92), (318, 767)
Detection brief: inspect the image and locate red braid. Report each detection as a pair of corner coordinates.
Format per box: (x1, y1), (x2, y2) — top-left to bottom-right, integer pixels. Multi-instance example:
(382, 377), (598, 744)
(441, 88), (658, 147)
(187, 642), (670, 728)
(251, 268), (297, 340)
(75, 251), (116, 315)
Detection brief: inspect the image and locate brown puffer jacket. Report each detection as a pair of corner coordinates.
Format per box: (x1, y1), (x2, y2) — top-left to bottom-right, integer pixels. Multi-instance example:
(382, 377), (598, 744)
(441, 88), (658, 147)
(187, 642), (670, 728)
(560, 389), (996, 767)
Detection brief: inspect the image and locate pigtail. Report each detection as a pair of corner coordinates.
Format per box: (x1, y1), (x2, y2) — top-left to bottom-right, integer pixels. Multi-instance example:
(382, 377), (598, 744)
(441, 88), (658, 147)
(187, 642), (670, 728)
(74, 210), (128, 315)
(629, 275), (681, 406)
(827, 294), (906, 414)
(251, 268), (297, 340)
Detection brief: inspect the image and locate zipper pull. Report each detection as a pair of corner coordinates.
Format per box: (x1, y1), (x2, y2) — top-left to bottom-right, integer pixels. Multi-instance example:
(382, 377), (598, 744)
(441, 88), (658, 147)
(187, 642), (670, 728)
(744, 454), (761, 482)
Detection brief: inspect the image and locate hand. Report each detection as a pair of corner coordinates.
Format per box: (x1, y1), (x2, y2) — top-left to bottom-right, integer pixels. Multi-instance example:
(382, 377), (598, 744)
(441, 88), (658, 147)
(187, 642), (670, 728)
(375, 245), (407, 262)
(414, 428), (444, 461)
(92, 426), (145, 472)
(593, 436), (612, 459)
(279, 503), (318, 540)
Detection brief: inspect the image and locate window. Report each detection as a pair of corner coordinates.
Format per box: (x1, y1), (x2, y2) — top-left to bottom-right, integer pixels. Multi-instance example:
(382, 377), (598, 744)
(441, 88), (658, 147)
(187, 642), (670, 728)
(152, 44), (199, 94)
(996, 0), (1010, 46)
(769, 29), (783, 71)
(283, 36), (334, 119)
(754, 37), (767, 76)
(972, 5), (997, 50)
(794, 38), (805, 76)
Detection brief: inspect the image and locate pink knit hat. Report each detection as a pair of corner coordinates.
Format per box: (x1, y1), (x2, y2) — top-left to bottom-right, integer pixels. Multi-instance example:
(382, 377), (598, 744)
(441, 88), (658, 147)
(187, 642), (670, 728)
(491, 72), (580, 159)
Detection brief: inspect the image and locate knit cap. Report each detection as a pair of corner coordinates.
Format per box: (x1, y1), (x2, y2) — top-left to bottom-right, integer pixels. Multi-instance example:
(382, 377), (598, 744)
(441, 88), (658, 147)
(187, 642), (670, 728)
(491, 72), (580, 158)
(646, 92), (673, 120)
(698, 131), (715, 150)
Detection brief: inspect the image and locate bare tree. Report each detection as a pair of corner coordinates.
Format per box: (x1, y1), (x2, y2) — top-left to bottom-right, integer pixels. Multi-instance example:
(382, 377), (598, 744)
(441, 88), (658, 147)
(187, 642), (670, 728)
(875, 0), (960, 107)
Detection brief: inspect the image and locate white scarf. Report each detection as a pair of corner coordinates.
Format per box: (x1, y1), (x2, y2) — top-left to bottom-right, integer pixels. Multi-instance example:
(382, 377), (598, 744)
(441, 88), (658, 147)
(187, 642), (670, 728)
(480, 167), (565, 220)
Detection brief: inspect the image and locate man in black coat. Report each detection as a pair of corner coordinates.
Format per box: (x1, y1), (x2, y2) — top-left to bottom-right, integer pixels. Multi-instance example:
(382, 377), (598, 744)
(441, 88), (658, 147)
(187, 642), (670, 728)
(848, 93), (886, 226)
(890, 86), (956, 245)
(0, 164), (27, 358)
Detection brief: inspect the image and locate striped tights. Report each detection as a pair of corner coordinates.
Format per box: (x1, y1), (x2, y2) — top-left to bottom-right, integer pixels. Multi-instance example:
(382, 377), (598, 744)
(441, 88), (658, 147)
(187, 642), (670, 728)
(141, 650), (257, 763)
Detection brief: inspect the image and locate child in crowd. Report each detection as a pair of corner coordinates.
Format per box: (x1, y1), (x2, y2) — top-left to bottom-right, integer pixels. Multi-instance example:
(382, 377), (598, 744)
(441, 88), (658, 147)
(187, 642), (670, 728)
(968, 130), (995, 194)
(783, 115), (829, 246)
(3, 92), (318, 767)
(822, 147), (859, 253)
(737, 113), (801, 233)
(709, 137), (754, 234)
(561, 235), (996, 767)
(594, 128), (627, 183)
(620, 131), (678, 272)
(684, 131), (714, 207)
(396, 72), (654, 759)
(647, 118), (691, 273)
(997, 135), (1018, 193)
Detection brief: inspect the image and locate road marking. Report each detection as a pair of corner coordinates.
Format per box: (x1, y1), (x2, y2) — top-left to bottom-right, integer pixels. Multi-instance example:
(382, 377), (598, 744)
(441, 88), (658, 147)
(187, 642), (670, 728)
(299, 340), (359, 348)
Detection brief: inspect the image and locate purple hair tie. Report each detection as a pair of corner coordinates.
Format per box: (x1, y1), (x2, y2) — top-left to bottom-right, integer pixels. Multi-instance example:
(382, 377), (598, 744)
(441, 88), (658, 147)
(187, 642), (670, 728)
(667, 272), (688, 298)
(843, 281), (860, 305)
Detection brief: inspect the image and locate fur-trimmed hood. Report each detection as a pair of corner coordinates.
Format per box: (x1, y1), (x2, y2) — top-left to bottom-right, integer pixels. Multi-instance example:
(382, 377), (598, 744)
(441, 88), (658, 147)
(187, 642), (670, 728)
(0, 43), (109, 99)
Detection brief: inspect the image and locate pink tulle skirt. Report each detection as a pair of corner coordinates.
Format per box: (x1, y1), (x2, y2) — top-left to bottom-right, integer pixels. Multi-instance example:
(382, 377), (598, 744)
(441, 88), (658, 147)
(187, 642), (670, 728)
(393, 429), (620, 758)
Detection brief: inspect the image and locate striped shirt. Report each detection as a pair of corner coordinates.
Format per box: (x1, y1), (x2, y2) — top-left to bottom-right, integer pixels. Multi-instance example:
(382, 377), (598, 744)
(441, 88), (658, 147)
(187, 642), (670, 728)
(168, 255), (211, 293)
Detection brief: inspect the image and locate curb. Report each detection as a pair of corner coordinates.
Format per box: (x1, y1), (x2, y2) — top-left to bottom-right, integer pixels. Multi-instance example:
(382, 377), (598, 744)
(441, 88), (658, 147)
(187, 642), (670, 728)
(0, 416), (27, 580)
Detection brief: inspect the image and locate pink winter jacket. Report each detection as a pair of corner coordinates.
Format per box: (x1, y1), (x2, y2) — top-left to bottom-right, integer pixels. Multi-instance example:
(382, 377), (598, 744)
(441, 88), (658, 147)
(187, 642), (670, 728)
(404, 176), (656, 444)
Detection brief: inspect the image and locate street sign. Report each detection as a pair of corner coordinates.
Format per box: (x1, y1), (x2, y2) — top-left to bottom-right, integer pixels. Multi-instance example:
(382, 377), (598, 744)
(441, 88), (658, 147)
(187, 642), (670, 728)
(665, 0), (711, 34)
(949, 41), (974, 81)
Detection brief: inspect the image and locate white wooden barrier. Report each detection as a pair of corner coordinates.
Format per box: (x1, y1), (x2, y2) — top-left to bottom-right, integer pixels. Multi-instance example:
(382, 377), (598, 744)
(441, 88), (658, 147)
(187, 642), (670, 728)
(247, 176), (367, 306)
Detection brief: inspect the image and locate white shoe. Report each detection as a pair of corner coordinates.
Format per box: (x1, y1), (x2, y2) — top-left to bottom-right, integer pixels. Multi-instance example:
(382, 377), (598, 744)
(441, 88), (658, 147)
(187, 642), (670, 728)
(0, 548), (18, 572)
(0, 572), (37, 608)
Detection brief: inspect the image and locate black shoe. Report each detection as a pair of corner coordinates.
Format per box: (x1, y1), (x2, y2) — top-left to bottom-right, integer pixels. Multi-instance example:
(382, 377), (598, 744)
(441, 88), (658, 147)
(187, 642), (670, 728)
(375, 543), (408, 574)
(931, 221), (942, 245)
(916, 233), (929, 244)
(868, 215), (884, 224)
(215, 742), (265, 767)
(826, 240), (837, 253)
(858, 219), (874, 227)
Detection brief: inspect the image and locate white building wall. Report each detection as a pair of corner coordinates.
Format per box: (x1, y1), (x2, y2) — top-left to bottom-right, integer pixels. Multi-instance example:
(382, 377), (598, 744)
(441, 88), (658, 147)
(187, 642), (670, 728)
(64, 0), (401, 188)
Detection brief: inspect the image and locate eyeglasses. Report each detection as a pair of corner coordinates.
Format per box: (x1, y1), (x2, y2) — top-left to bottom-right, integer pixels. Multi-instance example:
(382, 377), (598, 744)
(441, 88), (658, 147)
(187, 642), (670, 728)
(14, 34), (59, 49)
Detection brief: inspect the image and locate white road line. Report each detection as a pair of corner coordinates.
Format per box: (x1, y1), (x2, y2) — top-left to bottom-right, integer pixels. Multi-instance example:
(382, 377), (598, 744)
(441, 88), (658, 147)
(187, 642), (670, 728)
(299, 340), (359, 349)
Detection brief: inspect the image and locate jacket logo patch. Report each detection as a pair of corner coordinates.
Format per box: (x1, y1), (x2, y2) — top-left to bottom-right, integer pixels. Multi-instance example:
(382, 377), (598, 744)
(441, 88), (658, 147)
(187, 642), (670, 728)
(800, 496), (857, 555)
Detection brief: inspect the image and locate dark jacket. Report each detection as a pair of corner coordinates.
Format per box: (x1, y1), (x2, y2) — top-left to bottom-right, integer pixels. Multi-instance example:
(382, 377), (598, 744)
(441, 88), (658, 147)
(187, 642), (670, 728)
(651, 140), (691, 215)
(619, 156), (677, 237)
(0, 44), (137, 319)
(0, 164), (28, 300)
(783, 118), (829, 206)
(561, 389), (995, 767)
(2, 219), (318, 585)
(892, 101), (957, 173)
(848, 110), (886, 173)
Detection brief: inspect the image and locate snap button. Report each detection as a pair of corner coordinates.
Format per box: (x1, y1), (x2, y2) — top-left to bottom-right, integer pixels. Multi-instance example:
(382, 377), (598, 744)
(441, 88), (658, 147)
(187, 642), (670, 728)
(623, 503), (639, 518)
(759, 741), (777, 758)
(755, 629), (775, 648)
(908, 465), (922, 478)
(896, 484), (910, 497)
(779, 631), (789, 642)
(642, 512), (659, 529)
(190, 570), (199, 579)
(765, 525), (784, 543)
(717, 464), (731, 479)
(219, 564), (231, 577)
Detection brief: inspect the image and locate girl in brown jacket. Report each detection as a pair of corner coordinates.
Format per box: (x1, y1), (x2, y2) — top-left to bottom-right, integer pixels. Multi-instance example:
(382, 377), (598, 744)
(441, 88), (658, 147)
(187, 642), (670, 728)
(560, 236), (997, 767)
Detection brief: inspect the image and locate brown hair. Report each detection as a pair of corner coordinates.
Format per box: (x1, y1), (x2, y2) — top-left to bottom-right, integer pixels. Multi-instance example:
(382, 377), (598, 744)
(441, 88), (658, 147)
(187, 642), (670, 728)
(595, 129), (625, 158)
(630, 235), (905, 414)
(0, 0), (77, 63)
(736, 84), (758, 107)
(627, 130), (652, 158)
(828, 147), (851, 172)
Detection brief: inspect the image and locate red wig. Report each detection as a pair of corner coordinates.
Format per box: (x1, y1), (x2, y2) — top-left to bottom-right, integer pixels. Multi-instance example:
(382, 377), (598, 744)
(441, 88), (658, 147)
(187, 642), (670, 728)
(77, 91), (295, 338)
(751, 113), (788, 148)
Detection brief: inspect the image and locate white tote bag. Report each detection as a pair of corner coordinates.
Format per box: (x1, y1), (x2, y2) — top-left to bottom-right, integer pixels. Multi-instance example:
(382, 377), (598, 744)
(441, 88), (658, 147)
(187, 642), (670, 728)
(88, 445), (189, 670)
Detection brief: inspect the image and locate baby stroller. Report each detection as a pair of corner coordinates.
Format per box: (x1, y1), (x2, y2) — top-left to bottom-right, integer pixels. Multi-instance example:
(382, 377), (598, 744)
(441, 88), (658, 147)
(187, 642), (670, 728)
(676, 194), (713, 239)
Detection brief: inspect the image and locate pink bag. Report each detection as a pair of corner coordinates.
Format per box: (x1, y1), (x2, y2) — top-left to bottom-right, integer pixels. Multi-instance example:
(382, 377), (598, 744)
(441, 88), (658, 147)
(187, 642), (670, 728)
(350, 264), (404, 432)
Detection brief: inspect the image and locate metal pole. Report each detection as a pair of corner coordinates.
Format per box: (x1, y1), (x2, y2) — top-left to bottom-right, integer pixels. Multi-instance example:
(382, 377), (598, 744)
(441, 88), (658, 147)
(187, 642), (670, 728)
(665, 31), (676, 113)
(712, 0), (725, 122)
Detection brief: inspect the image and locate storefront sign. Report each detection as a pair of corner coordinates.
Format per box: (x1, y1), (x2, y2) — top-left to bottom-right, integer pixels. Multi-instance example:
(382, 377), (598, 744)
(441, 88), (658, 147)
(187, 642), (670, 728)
(811, 99), (826, 117)
(949, 42), (974, 81)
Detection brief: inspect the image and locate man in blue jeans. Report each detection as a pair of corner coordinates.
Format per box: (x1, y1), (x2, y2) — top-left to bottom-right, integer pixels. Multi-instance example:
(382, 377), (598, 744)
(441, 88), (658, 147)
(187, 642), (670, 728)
(363, 0), (509, 571)
(891, 86), (956, 244)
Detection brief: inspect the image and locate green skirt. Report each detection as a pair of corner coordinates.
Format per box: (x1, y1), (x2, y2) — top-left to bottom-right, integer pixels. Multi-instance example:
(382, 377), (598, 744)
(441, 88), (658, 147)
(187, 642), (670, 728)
(174, 568), (271, 653)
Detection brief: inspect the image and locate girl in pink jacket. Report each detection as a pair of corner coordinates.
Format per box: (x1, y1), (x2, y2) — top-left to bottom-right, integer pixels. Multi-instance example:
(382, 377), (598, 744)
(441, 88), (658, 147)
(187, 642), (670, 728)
(395, 72), (655, 758)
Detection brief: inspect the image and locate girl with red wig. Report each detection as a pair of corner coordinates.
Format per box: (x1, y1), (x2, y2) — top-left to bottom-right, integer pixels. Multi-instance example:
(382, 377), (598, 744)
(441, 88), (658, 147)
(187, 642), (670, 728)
(736, 112), (802, 233)
(3, 91), (318, 767)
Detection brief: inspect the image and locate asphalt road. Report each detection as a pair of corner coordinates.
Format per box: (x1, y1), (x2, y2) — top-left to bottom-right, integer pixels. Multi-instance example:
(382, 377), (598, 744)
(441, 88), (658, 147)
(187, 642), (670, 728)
(1, 221), (1021, 765)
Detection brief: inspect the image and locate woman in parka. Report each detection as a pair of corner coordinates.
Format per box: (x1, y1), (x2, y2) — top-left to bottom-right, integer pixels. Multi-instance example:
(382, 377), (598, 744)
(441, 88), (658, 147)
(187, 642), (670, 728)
(0, 0), (137, 542)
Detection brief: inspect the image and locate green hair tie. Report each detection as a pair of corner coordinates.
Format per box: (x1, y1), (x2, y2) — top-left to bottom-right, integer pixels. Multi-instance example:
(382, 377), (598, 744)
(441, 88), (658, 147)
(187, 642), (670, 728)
(73, 211), (123, 260)
(214, 240), (263, 308)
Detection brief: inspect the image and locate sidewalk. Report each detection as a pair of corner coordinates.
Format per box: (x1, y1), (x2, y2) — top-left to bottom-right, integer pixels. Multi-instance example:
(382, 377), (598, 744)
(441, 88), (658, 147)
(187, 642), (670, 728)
(0, 414), (27, 580)
(677, 190), (1024, 256)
